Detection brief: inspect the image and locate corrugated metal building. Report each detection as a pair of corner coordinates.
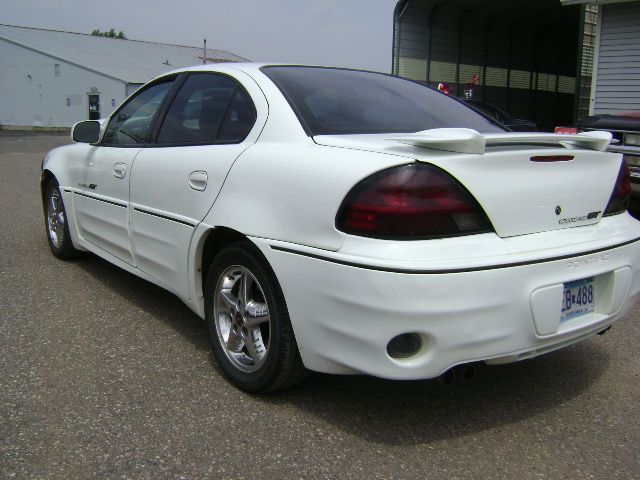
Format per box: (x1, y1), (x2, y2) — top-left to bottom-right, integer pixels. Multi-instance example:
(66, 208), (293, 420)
(392, 0), (597, 131)
(563, 0), (640, 115)
(0, 24), (247, 129)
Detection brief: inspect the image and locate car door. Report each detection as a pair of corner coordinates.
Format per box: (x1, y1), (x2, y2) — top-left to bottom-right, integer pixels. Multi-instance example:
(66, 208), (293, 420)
(129, 71), (267, 298)
(71, 76), (176, 264)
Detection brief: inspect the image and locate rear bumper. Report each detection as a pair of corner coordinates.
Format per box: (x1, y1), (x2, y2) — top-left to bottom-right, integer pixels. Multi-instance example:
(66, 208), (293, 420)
(252, 217), (640, 379)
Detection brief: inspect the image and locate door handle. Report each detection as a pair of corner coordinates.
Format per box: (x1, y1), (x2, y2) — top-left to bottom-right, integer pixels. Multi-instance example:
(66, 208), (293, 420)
(189, 171), (208, 191)
(113, 162), (127, 179)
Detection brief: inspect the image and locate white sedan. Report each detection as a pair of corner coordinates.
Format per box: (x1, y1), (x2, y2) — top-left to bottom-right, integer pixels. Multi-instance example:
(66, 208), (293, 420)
(42, 63), (640, 392)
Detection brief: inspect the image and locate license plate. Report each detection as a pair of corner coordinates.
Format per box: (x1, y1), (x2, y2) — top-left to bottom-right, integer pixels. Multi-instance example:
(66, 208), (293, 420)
(560, 277), (596, 322)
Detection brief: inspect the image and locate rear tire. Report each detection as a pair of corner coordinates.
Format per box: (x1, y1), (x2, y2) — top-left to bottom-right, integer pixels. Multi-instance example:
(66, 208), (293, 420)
(44, 179), (78, 260)
(204, 242), (307, 393)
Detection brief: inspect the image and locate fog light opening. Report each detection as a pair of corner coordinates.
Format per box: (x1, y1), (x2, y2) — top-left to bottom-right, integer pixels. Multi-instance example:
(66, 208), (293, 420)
(386, 333), (422, 359)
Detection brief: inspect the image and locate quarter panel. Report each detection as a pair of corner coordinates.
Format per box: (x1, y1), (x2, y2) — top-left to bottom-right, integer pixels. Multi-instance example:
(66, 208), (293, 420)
(203, 142), (410, 251)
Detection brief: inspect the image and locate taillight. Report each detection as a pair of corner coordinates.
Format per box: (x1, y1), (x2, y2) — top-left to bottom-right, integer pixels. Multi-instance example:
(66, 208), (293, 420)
(336, 163), (493, 239)
(604, 161), (631, 216)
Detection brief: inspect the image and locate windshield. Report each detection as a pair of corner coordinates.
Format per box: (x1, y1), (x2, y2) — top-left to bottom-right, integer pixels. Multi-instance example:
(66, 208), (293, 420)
(262, 66), (505, 136)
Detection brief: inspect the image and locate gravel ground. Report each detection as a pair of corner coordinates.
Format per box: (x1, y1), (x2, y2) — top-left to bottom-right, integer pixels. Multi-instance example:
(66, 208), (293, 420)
(1, 132), (639, 479)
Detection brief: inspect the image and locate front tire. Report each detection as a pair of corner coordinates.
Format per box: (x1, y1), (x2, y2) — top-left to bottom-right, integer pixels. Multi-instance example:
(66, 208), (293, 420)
(44, 179), (78, 260)
(204, 243), (306, 393)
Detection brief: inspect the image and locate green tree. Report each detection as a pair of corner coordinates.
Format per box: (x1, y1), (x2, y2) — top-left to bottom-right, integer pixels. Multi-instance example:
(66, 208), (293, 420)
(90, 28), (127, 39)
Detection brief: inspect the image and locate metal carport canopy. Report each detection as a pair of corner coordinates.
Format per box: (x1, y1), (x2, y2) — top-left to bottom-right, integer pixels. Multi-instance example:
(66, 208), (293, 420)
(561, 0), (636, 4)
(393, 0), (585, 131)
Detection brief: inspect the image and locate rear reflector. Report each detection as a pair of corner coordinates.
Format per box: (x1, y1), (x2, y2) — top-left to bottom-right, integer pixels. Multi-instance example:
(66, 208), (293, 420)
(530, 155), (574, 162)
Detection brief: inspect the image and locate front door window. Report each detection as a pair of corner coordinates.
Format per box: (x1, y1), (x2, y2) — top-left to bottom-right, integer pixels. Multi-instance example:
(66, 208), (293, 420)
(102, 78), (175, 145)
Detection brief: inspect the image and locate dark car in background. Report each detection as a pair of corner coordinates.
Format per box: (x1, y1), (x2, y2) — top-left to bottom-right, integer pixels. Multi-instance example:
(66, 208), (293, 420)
(579, 113), (640, 212)
(464, 99), (537, 132)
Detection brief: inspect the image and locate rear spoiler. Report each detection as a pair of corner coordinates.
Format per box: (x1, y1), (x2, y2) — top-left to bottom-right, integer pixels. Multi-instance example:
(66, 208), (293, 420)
(389, 128), (612, 155)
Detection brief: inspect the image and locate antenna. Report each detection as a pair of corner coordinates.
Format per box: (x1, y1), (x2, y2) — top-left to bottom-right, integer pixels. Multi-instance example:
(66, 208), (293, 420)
(203, 38), (207, 64)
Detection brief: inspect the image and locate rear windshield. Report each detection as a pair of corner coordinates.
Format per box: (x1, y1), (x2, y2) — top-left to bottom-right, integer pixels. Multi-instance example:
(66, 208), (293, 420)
(262, 66), (505, 136)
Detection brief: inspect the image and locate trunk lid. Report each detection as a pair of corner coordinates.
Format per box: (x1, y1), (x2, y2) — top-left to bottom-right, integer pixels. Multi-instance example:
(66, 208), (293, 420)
(314, 130), (622, 238)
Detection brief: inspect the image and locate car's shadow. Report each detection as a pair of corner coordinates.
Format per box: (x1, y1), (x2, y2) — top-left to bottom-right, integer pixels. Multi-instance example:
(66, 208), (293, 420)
(259, 344), (608, 445)
(74, 252), (610, 446)
(74, 252), (211, 351)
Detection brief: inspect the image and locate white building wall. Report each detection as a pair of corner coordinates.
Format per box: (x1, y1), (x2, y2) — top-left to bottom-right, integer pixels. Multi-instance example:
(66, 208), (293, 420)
(0, 39), (126, 128)
(126, 83), (144, 97)
(592, 1), (640, 114)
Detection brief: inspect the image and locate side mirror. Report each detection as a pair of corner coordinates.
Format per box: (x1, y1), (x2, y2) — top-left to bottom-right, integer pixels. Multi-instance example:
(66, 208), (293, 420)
(71, 120), (101, 143)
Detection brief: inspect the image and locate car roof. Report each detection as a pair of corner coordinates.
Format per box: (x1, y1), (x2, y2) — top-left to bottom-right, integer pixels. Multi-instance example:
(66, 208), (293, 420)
(151, 63), (401, 83)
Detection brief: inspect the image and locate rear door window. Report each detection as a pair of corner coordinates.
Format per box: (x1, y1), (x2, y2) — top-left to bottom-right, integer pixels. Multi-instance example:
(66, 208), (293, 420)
(156, 73), (256, 144)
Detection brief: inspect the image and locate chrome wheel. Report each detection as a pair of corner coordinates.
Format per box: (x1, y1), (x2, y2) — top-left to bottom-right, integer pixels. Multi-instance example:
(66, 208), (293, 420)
(206, 244), (307, 392)
(214, 265), (271, 373)
(46, 187), (65, 249)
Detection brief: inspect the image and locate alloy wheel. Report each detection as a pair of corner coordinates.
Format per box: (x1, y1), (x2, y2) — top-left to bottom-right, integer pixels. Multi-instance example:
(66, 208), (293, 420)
(214, 265), (271, 373)
(46, 188), (65, 249)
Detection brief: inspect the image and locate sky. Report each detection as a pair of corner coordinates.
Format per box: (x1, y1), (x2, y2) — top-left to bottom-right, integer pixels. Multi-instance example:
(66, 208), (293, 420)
(1, 0), (400, 72)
